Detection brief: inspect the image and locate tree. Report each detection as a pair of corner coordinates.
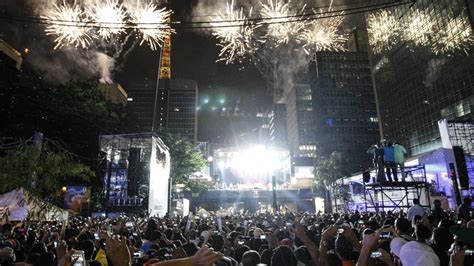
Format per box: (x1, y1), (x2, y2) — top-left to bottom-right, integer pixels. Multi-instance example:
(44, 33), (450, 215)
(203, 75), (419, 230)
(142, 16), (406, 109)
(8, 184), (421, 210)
(314, 151), (350, 212)
(0, 138), (94, 206)
(158, 131), (208, 193)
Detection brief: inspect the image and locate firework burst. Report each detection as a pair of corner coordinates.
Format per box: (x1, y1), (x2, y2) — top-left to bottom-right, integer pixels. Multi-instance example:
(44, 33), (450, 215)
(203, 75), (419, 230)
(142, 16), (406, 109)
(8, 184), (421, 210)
(298, 5), (347, 54)
(43, 2), (93, 49)
(88, 0), (127, 39)
(367, 10), (401, 54)
(402, 9), (435, 46)
(260, 0), (306, 46)
(129, 1), (174, 50)
(433, 15), (473, 55)
(211, 0), (259, 64)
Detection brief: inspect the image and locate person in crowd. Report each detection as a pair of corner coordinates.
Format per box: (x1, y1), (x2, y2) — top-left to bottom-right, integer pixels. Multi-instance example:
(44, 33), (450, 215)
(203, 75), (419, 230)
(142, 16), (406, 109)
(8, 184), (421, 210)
(0, 206), (472, 266)
(457, 197), (472, 221)
(393, 142), (407, 181)
(432, 199), (445, 220)
(407, 198), (427, 222)
(399, 223), (440, 265)
(241, 250), (260, 266)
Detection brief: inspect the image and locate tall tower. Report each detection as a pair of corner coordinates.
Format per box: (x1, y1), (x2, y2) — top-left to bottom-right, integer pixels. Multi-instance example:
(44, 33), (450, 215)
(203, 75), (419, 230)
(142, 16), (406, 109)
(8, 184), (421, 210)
(159, 18), (172, 80)
(153, 4), (199, 143)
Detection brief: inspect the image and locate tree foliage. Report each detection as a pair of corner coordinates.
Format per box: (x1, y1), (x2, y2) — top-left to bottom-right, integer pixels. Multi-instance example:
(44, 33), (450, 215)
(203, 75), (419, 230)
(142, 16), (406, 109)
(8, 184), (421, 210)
(314, 151), (350, 189)
(158, 131), (207, 192)
(0, 139), (94, 205)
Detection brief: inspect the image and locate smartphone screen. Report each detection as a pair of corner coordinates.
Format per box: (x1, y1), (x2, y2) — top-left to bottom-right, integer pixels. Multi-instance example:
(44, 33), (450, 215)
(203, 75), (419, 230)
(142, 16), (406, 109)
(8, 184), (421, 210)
(379, 232), (391, 239)
(370, 251), (382, 258)
(260, 235), (266, 240)
(71, 250), (85, 266)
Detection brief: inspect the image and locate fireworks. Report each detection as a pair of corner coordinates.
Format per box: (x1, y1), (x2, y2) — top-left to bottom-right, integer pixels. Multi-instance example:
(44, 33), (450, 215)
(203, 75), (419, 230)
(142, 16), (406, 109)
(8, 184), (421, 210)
(41, 0), (173, 50)
(433, 15), (473, 55)
(43, 2), (93, 49)
(211, 0), (259, 64)
(402, 9), (435, 46)
(260, 0), (306, 45)
(88, 0), (126, 39)
(129, 1), (174, 51)
(367, 10), (401, 54)
(298, 5), (347, 54)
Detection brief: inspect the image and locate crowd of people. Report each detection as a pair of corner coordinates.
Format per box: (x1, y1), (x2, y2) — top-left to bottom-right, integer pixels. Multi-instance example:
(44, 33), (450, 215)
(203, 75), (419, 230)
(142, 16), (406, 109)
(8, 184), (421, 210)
(0, 199), (472, 266)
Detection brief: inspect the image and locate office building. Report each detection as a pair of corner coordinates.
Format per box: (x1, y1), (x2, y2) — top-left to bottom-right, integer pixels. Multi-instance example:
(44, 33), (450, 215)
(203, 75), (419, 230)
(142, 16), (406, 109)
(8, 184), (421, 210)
(310, 51), (379, 173)
(368, 0), (473, 155)
(0, 39), (22, 82)
(98, 83), (128, 106)
(126, 77), (157, 131)
(159, 79), (198, 144)
(269, 103), (288, 146)
(287, 83), (317, 158)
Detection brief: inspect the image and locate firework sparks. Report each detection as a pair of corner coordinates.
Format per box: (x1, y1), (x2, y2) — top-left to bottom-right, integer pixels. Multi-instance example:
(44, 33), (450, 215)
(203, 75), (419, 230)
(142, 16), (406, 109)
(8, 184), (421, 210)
(433, 15), (473, 55)
(43, 2), (93, 49)
(211, 0), (259, 64)
(88, 0), (126, 39)
(402, 9), (435, 46)
(367, 10), (401, 54)
(129, 1), (174, 50)
(297, 4), (347, 54)
(260, 0), (306, 45)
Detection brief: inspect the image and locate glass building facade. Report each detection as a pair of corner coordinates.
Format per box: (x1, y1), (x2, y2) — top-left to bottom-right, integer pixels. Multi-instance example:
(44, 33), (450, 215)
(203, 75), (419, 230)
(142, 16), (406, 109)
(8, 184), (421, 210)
(368, 0), (474, 155)
(310, 51), (379, 172)
(287, 83), (317, 158)
(125, 77), (156, 132)
(163, 80), (198, 144)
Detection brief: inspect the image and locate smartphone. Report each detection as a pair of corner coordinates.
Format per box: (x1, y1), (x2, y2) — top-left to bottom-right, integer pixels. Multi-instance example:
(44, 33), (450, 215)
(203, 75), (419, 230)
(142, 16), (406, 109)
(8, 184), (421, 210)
(379, 231), (391, 239)
(457, 220), (463, 225)
(126, 222), (133, 227)
(337, 228), (344, 234)
(71, 250), (85, 266)
(260, 235), (266, 240)
(370, 251), (382, 258)
(358, 220), (365, 224)
(133, 251), (143, 259)
(238, 240), (245, 245)
(94, 233), (99, 240)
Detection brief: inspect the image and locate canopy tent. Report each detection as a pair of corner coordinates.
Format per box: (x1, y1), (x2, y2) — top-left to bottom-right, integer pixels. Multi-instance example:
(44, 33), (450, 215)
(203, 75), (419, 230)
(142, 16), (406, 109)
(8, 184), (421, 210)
(0, 188), (68, 221)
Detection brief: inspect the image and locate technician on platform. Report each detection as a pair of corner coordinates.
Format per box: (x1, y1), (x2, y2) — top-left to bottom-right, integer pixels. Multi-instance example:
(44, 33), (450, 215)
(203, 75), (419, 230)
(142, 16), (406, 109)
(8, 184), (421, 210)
(394, 142), (407, 180)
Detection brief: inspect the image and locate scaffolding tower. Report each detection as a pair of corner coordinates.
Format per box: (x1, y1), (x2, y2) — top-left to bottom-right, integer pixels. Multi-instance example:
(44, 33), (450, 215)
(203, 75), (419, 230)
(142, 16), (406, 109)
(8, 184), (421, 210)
(363, 165), (431, 213)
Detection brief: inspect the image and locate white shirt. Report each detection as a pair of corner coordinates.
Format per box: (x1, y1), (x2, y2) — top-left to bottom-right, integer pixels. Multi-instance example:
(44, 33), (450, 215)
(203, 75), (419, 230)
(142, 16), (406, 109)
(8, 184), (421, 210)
(407, 204), (426, 221)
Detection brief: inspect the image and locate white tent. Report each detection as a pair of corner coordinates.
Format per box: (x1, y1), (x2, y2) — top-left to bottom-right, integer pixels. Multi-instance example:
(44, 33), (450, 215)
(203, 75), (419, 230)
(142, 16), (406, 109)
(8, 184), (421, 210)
(0, 188), (68, 221)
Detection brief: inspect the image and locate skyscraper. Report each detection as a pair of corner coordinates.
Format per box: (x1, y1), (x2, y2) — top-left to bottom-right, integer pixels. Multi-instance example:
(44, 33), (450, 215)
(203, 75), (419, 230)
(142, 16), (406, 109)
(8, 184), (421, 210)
(310, 50), (379, 173)
(367, 0), (474, 155)
(158, 80), (198, 144)
(126, 77), (156, 131)
(286, 83), (317, 158)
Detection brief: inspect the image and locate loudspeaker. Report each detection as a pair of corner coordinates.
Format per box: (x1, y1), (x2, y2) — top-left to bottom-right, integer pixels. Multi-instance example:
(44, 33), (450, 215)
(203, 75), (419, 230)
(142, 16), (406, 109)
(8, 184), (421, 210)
(363, 171), (371, 183)
(453, 146), (469, 189)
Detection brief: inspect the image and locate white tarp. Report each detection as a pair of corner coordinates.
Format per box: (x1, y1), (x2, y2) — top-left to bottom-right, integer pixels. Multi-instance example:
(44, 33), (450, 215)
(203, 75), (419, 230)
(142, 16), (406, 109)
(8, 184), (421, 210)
(0, 188), (68, 221)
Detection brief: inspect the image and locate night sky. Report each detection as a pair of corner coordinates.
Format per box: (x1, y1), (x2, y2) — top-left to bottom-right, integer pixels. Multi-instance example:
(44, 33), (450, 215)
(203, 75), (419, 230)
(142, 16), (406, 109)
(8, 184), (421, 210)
(1, 0), (358, 143)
